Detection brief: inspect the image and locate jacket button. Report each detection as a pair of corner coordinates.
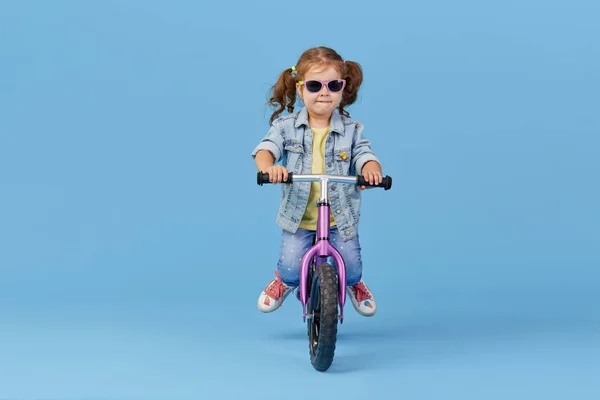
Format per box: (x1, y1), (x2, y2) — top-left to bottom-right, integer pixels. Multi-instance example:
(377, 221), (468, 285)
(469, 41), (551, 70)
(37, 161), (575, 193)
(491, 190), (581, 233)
(327, 162), (332, 167)
(336, 210), (341, 214)
(331, 185), (336, 191)
(344, 230), (350, 236)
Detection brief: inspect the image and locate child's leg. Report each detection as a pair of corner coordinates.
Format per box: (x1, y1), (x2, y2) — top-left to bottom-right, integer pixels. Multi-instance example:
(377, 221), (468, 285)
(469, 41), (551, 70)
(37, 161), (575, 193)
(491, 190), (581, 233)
(329, 227), (376, 316)
(329, 227), (363, 286)
(277, 228), (316, 286)
(257, 228), (315, 313)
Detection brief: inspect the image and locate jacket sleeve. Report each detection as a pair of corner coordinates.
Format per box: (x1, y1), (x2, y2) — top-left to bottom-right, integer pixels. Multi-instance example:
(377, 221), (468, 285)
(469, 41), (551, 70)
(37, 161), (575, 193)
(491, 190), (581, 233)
(251, 121), (285, 163)
(351, 122), (380, 175)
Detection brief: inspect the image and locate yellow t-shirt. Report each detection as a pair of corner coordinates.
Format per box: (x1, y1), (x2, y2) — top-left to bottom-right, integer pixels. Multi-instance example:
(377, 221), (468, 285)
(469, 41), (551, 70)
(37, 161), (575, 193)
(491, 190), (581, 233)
(299, 126), (337, 230)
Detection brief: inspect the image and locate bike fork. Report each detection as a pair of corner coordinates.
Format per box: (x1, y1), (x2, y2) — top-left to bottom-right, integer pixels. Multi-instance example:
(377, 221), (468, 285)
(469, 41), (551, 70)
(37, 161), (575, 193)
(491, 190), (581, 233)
(299, 194), (347, 324)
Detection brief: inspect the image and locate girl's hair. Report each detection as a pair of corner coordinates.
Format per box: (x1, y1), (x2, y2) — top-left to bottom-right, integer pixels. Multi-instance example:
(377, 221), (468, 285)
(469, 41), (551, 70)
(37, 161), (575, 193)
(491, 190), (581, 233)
(267, 46), (363, 125)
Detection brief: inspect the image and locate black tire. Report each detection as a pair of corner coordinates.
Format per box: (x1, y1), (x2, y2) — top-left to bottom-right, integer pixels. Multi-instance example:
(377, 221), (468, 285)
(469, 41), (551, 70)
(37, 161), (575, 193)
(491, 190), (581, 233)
(307, 262), (338, 371)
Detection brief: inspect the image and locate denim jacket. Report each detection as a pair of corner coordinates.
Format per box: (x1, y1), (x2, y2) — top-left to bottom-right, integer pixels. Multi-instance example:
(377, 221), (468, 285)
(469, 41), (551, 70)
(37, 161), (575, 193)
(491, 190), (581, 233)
(251, 107), (379, 241)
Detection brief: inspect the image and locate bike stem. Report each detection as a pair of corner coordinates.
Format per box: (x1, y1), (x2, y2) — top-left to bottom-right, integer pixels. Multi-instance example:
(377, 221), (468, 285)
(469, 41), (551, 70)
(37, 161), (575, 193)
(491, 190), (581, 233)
(316, 177), (331, 243)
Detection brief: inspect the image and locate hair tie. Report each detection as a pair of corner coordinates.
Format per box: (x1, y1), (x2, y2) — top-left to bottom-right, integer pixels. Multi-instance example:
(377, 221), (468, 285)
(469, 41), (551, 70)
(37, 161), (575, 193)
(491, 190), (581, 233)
(291, 66), (297, 77)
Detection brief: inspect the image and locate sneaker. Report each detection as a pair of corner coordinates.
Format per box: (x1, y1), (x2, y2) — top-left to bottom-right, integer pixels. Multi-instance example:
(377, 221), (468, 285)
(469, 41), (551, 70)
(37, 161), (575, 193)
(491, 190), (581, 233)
(347, 280), (377, 316)
(257, 270), (297, 313)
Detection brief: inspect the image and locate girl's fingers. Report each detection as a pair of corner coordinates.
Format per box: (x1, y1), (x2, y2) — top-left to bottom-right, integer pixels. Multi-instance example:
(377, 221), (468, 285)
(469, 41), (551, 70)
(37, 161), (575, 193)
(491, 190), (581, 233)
(366, 171), (383, 185)
(270, 167), (277, 183)
(362, 171), (382, 186)
(266, 167), (289, 183)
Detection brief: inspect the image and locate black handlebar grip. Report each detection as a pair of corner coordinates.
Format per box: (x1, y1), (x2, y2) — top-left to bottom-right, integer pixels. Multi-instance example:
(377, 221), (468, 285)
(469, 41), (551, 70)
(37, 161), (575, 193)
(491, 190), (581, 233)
(257, 172), (268, 185)
(257, 172), (294, 185)
(357, 175), (392, 190)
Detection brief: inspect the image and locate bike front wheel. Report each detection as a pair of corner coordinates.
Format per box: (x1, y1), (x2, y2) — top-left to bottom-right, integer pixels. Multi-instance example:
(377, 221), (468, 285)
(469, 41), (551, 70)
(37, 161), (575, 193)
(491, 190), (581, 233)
(307, 262), (338, 371)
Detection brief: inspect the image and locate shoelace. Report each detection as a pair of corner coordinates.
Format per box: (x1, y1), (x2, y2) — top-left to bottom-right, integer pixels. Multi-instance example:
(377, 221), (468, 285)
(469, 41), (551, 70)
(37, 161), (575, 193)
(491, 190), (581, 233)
(265, 271), (288, 300)
(352, 282), (371, 303)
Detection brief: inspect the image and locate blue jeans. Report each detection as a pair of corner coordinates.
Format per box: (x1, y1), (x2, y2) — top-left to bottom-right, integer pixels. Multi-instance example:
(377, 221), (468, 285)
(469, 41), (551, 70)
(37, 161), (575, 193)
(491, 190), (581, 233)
(277, 227), (363, 287)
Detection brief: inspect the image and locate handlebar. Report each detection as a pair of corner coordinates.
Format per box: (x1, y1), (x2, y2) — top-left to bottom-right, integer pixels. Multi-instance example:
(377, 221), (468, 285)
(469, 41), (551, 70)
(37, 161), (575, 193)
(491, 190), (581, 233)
(257, 172), (392, 190)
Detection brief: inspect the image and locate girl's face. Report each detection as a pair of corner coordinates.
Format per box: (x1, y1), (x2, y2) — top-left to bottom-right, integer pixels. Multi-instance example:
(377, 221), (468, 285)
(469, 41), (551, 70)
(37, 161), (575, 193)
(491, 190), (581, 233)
(297, 65), (344, 123)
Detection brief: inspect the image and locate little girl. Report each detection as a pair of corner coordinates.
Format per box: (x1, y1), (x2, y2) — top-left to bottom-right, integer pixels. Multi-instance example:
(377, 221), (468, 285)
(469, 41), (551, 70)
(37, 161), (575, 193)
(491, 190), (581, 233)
(252, 46), (384, 317)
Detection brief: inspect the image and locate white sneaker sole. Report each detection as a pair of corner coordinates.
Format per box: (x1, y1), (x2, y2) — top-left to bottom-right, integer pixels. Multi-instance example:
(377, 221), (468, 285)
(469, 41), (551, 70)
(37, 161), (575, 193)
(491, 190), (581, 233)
(257, 288), (295, 313)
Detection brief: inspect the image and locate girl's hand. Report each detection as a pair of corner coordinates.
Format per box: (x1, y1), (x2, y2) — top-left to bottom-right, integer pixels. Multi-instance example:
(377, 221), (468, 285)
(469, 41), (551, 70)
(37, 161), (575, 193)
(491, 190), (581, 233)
(360, 161), (383, 190)
(264, 165), (289, 184)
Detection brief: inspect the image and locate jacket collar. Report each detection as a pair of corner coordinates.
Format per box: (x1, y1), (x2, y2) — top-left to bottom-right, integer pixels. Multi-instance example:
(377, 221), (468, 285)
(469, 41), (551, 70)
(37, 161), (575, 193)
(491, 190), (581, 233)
(294, 107), (345, 136)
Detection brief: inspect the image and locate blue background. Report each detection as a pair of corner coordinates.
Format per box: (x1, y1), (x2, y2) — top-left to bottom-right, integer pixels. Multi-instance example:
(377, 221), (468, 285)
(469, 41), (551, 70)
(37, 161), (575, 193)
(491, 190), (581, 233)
(1, 0), (599, 398)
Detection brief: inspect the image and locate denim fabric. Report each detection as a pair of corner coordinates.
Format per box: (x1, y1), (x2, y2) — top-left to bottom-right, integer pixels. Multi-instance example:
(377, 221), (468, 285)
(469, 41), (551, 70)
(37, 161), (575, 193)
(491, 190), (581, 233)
(276, 227), (363, 287)
(251, 107), (379, 242)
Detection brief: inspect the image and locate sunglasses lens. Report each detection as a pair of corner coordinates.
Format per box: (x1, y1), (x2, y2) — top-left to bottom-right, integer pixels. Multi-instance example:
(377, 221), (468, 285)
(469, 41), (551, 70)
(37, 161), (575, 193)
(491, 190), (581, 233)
(305, 80), (323, 92)
(328, 80), (345, 92)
